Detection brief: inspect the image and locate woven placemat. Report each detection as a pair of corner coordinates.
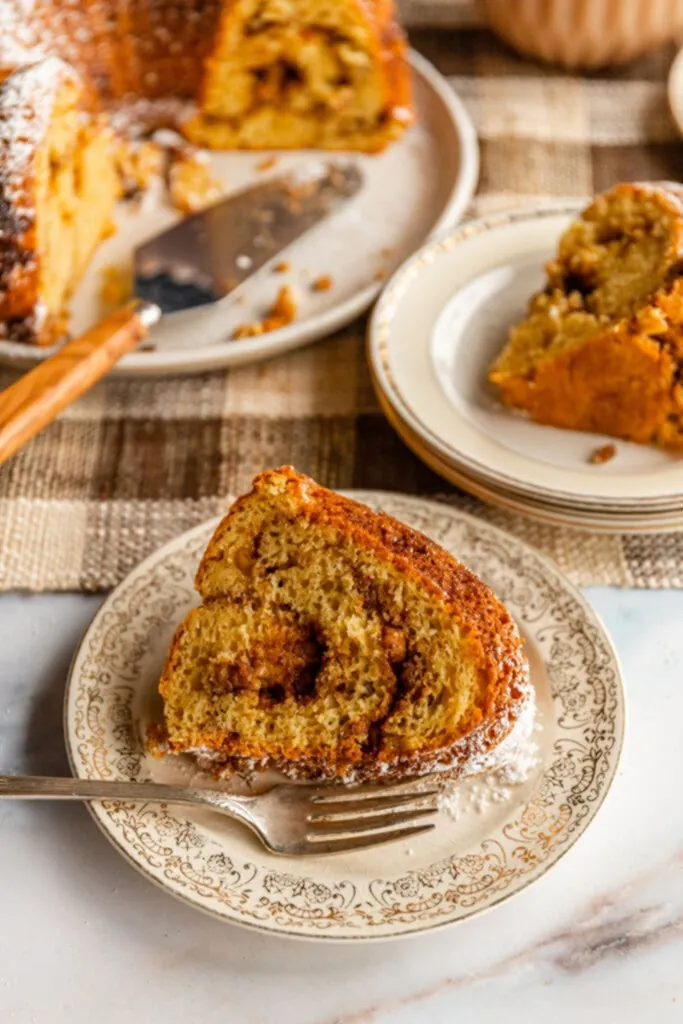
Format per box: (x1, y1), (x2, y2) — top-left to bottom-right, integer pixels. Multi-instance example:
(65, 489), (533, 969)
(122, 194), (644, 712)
(400, 0), (484, 26)
(1, 30), (682, 592)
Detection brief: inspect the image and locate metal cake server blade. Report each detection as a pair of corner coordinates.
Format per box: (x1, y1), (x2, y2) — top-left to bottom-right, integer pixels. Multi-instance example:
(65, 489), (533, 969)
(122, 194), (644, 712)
(135, 162), (362, 314)
(0, 161), (363, 465)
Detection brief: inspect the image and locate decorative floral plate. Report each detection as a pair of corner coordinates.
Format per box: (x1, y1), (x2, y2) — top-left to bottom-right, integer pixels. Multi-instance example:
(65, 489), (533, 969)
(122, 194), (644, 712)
(64, 493), (625, 941)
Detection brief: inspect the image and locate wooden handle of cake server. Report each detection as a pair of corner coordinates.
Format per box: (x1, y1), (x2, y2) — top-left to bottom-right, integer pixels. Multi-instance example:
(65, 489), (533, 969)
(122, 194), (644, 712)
(0, 300), (161, 466)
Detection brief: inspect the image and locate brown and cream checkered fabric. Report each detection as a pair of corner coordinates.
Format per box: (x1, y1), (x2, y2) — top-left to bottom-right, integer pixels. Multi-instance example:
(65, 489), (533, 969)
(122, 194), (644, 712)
(2, 29), (683, 592)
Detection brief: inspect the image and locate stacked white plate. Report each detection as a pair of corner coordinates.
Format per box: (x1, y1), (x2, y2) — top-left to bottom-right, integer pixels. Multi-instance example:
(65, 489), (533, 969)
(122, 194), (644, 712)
(368, 206), (683, 533)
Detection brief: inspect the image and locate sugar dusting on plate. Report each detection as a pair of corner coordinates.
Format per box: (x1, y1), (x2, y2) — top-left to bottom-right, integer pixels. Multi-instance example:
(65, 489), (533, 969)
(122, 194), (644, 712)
(438, 715), (542, 822)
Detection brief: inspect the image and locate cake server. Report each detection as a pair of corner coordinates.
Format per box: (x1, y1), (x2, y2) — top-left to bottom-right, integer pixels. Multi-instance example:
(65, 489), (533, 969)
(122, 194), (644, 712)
(0, 162), (362, 465)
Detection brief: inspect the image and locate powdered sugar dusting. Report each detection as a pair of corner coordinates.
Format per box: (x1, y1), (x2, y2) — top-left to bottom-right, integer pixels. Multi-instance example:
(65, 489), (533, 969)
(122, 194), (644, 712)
(156, 699), (541, 829)
(0, 57), (75, 214)
(438, 706), (542, 822)
(0, 0), (47, 71)
(0, 0), (135, 77)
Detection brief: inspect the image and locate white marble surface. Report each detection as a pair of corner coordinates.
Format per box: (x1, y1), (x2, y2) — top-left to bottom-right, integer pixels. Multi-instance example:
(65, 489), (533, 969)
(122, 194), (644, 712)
(0, 588), (681, 1023)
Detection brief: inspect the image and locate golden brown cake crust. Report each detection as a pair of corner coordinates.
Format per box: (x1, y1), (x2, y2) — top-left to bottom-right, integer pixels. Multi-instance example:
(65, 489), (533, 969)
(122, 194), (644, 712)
(489, 182), (683, 451)
(164, 467), (531, 783)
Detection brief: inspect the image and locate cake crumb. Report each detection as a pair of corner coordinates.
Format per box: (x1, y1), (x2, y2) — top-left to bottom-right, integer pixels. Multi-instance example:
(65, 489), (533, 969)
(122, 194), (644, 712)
(100, 264), (132, 314)
(285, 177), (318, 215)
(256, 155), (278, 172)
(273, 261), (290, 274)
(271, 284), (297, 322)
(115, 138), (165, 197)
(232, 322), (263, 340)
(311, 274), (333, 293)
(589, 443), (617, 465)
(232, 285), (298, 340)
(375, 268), (388, 282)
(168, 150), (225, 213)
(146, 722), (169, 758)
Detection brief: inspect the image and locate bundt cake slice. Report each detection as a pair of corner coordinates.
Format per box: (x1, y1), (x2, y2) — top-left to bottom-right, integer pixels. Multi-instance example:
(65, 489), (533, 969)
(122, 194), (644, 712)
(489, 182), (683, 450)
(183, 0), (413, 152)
(0, 59), (120, 345)
(159, 468), (531, 783)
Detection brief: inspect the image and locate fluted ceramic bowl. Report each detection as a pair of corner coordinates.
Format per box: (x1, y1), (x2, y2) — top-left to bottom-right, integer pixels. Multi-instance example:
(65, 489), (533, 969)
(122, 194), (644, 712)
(482, 0), (683, 68)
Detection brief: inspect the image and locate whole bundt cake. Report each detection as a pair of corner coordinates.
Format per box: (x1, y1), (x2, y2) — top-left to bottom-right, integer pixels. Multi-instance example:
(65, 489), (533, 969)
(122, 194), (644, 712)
(0, 0), (413, 344)
(0, 0), (413, 146)
(158, 467), (532, 783)
(489, 182), (683, 451)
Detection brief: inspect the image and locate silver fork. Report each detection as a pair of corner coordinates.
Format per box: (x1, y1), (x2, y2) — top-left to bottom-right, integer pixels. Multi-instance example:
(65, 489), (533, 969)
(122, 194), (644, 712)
(0, 774), (439, 856)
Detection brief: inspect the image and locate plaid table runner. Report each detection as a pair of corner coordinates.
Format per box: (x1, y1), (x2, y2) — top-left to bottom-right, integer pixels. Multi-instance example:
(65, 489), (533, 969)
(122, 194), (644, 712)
(2, 29), (683, 592)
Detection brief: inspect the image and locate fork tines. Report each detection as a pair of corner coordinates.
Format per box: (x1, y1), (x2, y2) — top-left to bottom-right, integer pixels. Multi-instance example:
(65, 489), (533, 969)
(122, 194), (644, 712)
(304, 778), (439, 852)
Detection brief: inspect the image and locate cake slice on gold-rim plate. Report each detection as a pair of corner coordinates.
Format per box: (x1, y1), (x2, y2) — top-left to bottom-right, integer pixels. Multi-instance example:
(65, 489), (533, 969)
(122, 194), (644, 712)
(158, 467), (532, 784)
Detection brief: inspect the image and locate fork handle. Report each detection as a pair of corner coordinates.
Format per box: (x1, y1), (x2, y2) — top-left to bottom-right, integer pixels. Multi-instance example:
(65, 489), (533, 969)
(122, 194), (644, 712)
(0, 300), (160, 466)
(0, 774), (253, 812)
